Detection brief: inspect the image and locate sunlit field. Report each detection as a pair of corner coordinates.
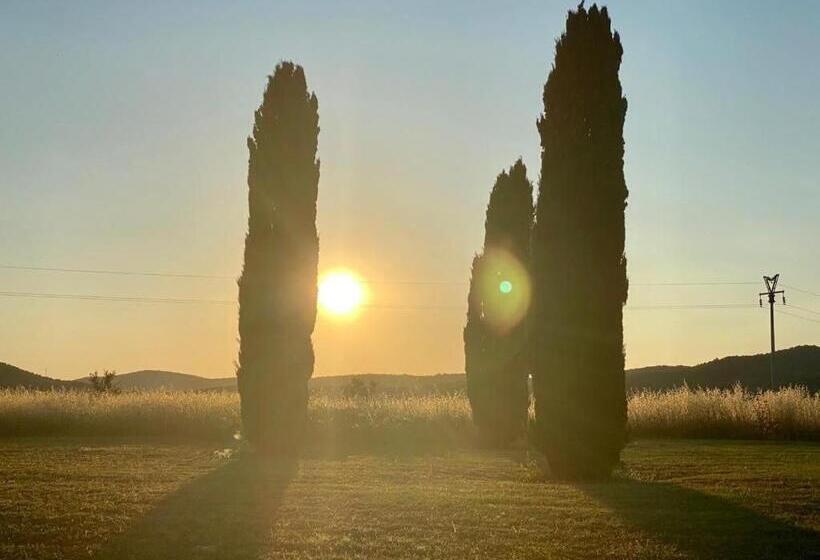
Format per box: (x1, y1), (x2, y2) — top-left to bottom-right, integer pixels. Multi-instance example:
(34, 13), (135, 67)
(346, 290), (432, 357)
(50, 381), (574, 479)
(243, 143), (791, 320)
(628, 385), (820, 440)
(4, 0), (820, 557)
(1, 438), (817, 560)
(1, 386), (817, 444)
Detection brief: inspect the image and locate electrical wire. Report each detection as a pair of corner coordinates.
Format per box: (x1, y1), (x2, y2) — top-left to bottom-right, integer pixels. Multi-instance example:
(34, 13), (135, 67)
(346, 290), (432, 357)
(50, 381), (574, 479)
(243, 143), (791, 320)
(0, 288), (763, 312)
(776, 309), (820, 325)
(783, 284), (820, 298)
(787, 304), (820, 317)
(631, 281), (757, 286)
(0, 290), (234, 305)
(0, 263), (792, 289)
(0, 264), (233, 280)
(0, 264), (816, 317)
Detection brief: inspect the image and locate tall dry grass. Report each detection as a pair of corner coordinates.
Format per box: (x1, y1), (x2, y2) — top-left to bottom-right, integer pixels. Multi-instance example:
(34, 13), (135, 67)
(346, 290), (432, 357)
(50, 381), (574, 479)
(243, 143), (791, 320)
(0, 389), (474, 448)
(0, 385), (817, 445)
(0, 389), (240, 440)
(627, 384), (820, 440)
(308, 393), (474, 453)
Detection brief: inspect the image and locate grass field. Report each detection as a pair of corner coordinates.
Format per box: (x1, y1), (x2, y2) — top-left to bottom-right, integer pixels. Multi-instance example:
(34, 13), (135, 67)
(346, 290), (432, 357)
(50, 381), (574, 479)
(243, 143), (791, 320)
(1, 385), (818, 443)
(1, 438), (817, 559)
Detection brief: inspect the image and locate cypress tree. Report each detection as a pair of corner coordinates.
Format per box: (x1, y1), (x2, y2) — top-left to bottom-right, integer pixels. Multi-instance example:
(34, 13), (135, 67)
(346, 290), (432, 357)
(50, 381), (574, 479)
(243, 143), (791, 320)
(464, 253), (489, 436)
(532, 4), (629, 478)
(237, 62), (320, 454)
(465, 160), (534, 446)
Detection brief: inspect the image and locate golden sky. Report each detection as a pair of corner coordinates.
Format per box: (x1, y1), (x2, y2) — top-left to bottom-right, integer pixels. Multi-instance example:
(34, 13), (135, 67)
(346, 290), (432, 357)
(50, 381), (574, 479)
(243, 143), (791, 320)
(1, 1), (818, 379)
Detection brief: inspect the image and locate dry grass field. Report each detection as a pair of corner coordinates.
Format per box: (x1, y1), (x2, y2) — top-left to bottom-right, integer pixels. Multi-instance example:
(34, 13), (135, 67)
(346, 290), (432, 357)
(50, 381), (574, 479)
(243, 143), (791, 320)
(0, 385), (817, 444)
(0, 438), (817, 559)
(1, 386), (818, 558)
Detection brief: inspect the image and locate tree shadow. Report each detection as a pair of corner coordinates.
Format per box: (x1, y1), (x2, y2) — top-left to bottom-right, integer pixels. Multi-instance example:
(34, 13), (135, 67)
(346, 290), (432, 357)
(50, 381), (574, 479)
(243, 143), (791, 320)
(94, 456), (295, 560)
(580, 478), (820, 559)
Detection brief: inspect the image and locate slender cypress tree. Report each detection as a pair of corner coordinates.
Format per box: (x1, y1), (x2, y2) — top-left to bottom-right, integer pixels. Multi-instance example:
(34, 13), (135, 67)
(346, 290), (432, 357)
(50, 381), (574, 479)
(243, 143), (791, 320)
(464, 253), (489, 436)
(532, 4), (628, 478)
(237, 62), (320, 454)
(465, 160), (533, 446)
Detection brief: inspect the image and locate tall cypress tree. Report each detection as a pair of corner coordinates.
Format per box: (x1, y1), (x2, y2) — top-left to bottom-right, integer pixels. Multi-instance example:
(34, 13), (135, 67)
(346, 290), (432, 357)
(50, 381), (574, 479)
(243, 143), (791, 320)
(465, 159), (533, 446)
(237, 62), (320, 454)
(532, 4), (628, 478)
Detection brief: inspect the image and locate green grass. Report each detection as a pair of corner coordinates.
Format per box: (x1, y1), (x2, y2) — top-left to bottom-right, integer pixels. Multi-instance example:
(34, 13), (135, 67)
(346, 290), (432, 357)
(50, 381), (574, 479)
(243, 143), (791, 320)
(1, 439), (817, 559)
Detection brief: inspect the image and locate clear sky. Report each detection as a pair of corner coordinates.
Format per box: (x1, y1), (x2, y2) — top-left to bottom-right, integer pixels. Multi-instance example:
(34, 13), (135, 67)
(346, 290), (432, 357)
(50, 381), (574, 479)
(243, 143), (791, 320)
(1, 1), (818, 379)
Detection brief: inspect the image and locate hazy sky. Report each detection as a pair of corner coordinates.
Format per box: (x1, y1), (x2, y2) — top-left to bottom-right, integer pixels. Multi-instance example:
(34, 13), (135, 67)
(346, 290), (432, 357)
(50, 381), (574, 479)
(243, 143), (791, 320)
(1, 1), (818, 379)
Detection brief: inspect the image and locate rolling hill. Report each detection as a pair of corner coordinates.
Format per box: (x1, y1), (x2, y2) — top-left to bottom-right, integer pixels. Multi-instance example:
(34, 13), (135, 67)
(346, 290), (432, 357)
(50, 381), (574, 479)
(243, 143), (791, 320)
(2, 345), (818, 393)
(74, 370), (236, 392)
(0, 363), (79, 390)
(625, 345), (820, 392)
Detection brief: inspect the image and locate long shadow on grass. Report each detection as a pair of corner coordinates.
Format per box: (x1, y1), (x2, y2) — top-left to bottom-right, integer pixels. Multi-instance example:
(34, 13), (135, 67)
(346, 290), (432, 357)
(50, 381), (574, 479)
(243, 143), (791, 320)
(581, 479), (820, 560)
(94, 456), (295, 560)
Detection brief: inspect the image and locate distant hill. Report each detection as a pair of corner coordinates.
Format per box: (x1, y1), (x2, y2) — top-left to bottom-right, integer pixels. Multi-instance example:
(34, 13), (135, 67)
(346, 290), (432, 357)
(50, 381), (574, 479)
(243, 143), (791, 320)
(79, 371), (464, 395)
(314, 347), (820, 394)
(0, 363), (79, 390)
(74, 370), (236, 392)
(69, 371), (463, 394)
(2, 345), (818, 393)
(625, 345), (820, 392)
(310, 373), (465, 396)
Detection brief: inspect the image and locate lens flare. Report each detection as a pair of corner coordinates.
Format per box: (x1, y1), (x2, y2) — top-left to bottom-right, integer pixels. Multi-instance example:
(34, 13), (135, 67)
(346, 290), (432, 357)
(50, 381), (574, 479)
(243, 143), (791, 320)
(477, 248), (531, 334)
(318, 271), (365, 317)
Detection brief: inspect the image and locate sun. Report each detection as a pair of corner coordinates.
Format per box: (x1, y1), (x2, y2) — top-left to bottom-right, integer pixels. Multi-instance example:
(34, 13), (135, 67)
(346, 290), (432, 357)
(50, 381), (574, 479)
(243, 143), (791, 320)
(318, 270), (365, 317)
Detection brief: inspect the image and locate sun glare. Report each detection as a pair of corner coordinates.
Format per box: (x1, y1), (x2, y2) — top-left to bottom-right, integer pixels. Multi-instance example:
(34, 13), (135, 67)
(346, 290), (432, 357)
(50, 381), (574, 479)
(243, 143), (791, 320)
(319, 271), (365, 317)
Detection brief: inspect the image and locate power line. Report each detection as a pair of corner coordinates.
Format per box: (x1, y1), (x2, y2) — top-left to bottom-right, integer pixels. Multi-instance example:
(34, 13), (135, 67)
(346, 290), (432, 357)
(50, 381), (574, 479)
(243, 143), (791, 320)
(365, 303), (753, 311)
(0, 263), (789, 290)
(367, 280), (762, 287)
(0, 288), (762, 312)
(362, 279), (465, 286)
(631, 281), (757, 286)
(0, 290), (462, 310)
(776, 309), (820, 325)
(0, 264), (233, 280)
(364, 303), (464, 310)
(0, 291), (235, 306)
(782, 284), (820, 297)
(788, 304), (820, 317)
(627, 303), (757, 310)
(365, 303), (752, 311)
(0, 264), (465, 286)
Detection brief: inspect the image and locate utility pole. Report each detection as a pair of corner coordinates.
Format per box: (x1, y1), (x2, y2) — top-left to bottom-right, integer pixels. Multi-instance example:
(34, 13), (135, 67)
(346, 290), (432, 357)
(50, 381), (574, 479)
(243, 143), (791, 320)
(759, 274), (786, 389)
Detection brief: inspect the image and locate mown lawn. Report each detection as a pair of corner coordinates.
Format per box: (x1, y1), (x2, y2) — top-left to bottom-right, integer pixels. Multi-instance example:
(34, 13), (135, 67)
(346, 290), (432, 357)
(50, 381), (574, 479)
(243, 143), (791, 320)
(0, 439), (817, 559)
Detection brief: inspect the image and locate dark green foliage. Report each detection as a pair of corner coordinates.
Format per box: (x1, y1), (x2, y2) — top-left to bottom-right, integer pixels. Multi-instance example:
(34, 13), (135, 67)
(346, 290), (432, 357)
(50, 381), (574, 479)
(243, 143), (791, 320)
(465, 160), (534, 446)
(464, 255), (487, 429)
(88, 370), (119, 394)
(237, 62), (320, 454)
(532, 4), (629, 478)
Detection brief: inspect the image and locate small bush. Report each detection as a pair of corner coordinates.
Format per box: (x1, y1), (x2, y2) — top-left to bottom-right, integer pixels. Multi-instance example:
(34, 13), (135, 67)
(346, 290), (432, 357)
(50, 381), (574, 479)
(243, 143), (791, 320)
(88, 370), (120, 394)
